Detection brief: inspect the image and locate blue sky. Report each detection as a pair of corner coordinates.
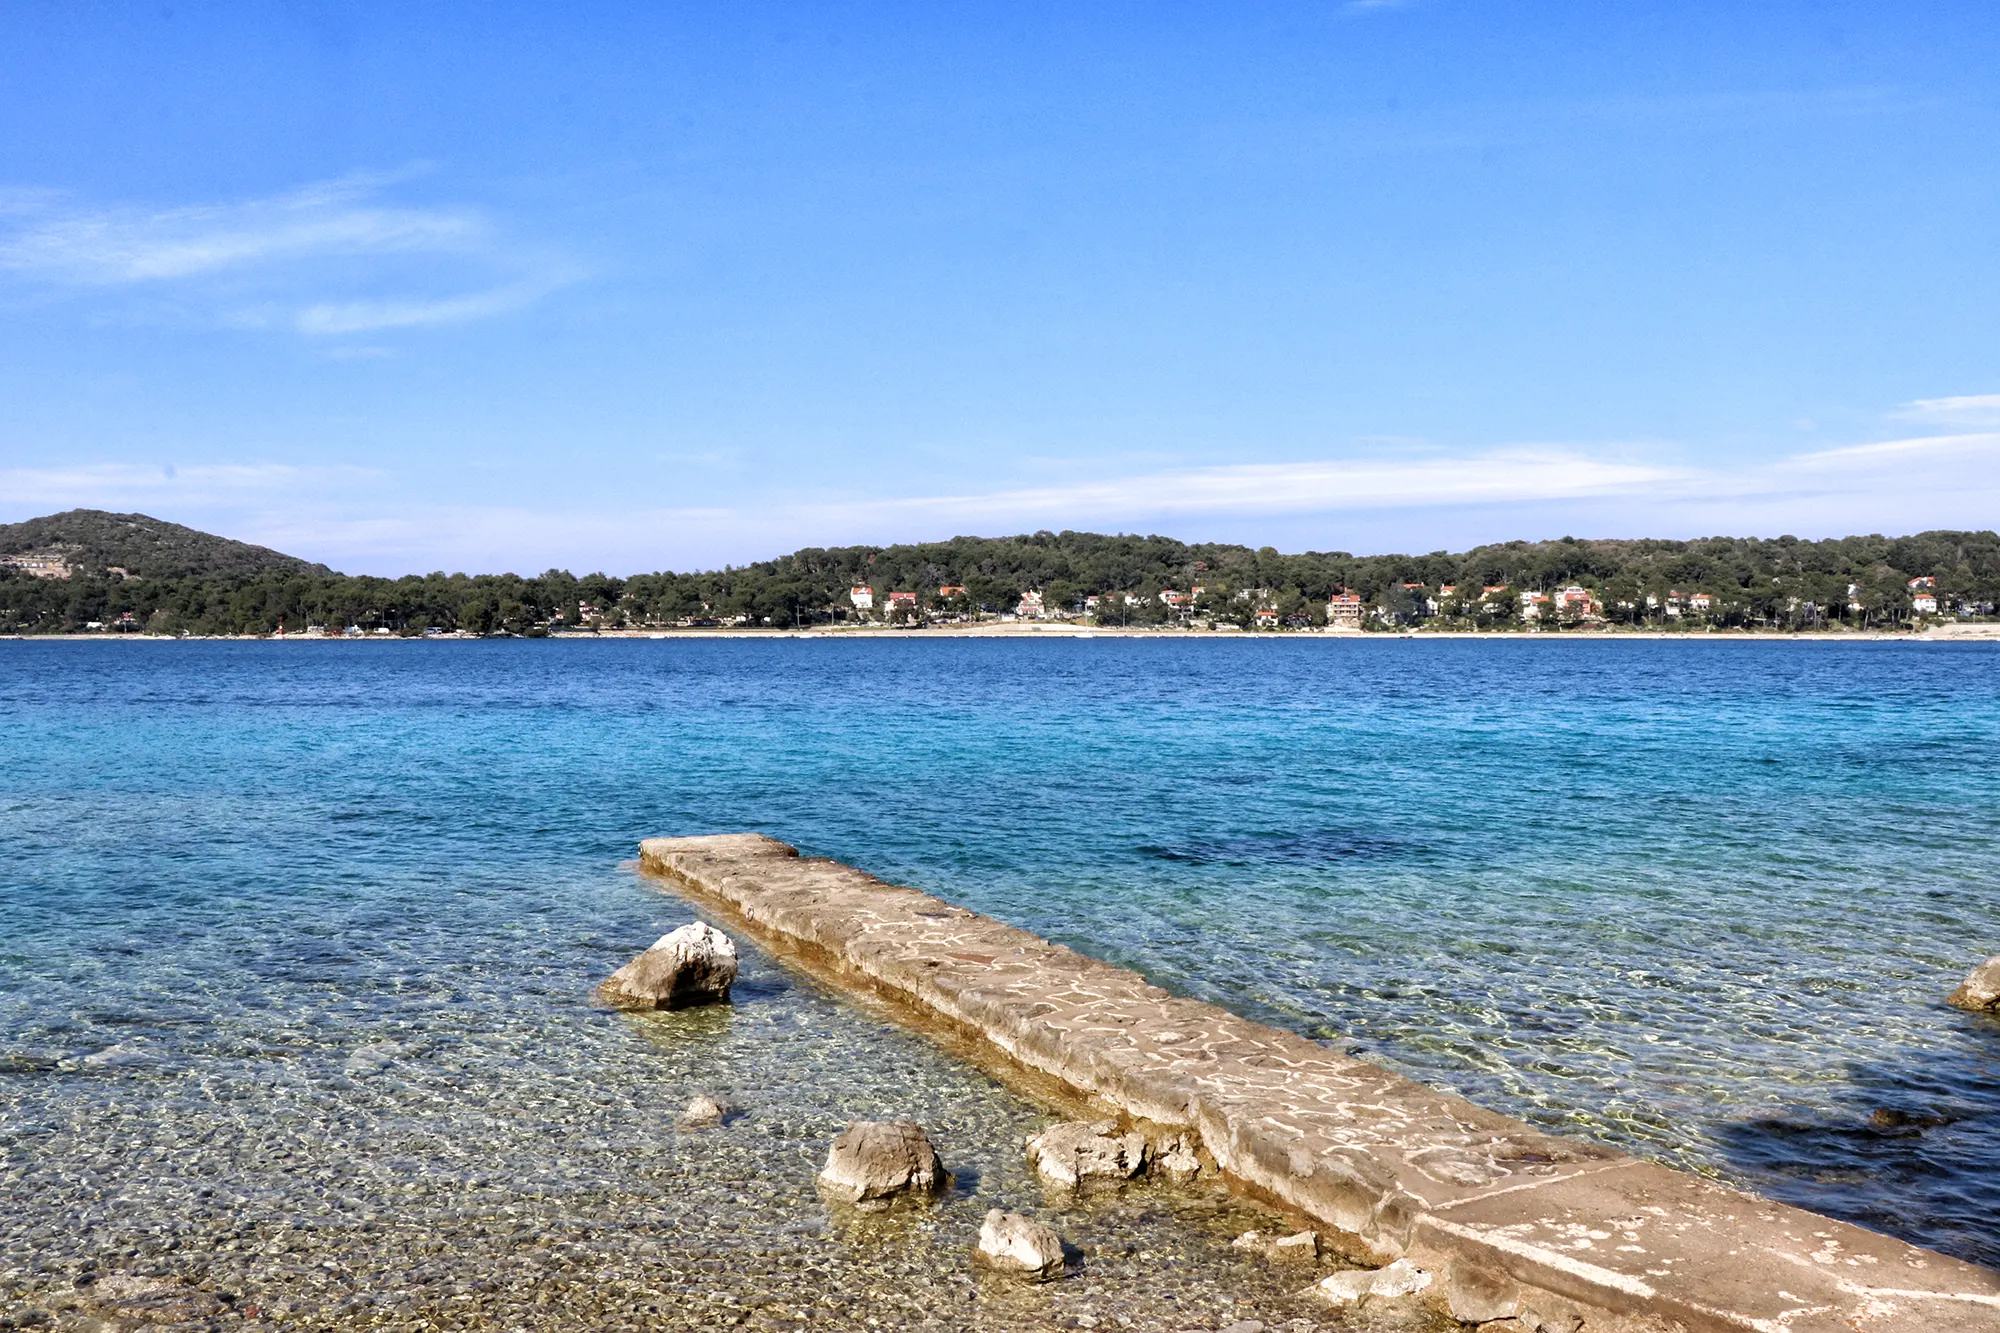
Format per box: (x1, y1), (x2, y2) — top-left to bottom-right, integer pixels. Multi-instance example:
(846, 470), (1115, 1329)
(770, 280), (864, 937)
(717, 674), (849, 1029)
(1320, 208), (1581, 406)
(1, 2), (1996, 575)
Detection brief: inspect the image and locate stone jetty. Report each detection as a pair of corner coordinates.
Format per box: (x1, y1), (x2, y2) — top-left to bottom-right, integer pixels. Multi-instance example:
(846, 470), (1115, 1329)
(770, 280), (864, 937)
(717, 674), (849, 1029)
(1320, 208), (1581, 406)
(638, 834), (2000, 1333)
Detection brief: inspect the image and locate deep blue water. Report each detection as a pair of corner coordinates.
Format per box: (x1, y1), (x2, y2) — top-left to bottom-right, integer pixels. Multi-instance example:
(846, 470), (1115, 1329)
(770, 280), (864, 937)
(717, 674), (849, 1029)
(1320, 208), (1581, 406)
(3, 637), (1997, 1268)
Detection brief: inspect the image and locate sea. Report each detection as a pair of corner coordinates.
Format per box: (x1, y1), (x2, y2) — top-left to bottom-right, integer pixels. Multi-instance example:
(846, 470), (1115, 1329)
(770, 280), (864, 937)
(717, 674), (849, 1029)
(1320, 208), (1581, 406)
(2, 637), (1995, 1327)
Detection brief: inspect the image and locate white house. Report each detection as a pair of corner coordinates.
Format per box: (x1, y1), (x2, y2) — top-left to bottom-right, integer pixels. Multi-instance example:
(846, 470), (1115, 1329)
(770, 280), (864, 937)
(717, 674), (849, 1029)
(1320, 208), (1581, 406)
(849, 586), (874, 611)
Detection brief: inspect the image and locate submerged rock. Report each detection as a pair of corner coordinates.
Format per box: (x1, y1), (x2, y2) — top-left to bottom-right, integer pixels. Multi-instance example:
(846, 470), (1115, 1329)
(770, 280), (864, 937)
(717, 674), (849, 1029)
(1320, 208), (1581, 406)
(1947, 955), (2000, 1012)
(79, 1274), (224, 1321)
(816, 1121), (946, 1204)
(1270, 1230), (1320, 1262)
(1026, 1119), (1148, 1188)
(678, 1094), (735, 1128)
(1233, 1229), (1319, 1262)
(597, 922), (739, 1010)
(342, 1041), (404, 1077)
(974, 1208), (1065, 1280)
(1310, 1258), (1433, 1307)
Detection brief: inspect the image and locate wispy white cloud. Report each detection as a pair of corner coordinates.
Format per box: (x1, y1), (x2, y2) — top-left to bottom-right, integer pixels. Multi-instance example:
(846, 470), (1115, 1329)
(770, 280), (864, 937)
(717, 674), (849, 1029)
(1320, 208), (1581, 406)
(0, 172), (473, 285)
(1773, 429), (2000, 472)
(1894, 394), (2000, 428)
(295, 276), (572, 335)
(847, 448), (1679, 523)
(0, 461), (381, 508)
(0, 171), (573, 336)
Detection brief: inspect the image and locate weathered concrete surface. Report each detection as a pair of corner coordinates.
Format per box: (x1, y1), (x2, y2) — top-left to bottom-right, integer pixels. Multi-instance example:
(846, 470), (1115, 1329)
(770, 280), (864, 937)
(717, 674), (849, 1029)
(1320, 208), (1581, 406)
(638, 834), (2000, 1333)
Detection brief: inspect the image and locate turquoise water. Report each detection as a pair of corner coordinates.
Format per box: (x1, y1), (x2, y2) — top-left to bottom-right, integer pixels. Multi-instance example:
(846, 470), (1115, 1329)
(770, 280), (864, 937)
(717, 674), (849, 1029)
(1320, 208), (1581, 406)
(2, 637), (1996, 1300)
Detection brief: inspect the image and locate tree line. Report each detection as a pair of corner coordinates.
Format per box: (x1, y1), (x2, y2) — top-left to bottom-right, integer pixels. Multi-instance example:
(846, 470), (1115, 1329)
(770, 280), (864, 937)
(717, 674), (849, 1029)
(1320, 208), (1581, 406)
(4, 528), (1997, 635)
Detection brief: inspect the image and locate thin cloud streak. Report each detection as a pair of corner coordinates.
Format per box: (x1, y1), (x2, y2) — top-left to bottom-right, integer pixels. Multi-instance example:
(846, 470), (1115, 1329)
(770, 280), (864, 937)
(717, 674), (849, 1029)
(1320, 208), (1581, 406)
(862, 449), (1680, 523)
(0, 462), (382, 508)
(0, 174), (477, 285)
(295, 281), (562, 335)
(0, 172), (572, 336)
(1895, 394), (2000, 427)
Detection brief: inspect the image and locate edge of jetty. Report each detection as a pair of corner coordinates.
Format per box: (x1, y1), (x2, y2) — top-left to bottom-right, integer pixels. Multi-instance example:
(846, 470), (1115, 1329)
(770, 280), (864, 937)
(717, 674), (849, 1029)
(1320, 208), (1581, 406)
(637, 833), (2000, 1333)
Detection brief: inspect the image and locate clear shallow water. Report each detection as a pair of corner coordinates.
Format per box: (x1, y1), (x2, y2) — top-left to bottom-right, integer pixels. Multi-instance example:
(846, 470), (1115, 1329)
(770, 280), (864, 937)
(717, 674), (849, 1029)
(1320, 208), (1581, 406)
(2, 639), (1996, 1312)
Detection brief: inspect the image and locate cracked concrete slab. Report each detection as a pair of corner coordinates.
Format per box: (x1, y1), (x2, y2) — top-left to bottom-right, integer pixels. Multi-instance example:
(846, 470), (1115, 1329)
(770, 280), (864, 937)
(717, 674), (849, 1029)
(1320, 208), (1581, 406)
(637, 833), (2000, 1333)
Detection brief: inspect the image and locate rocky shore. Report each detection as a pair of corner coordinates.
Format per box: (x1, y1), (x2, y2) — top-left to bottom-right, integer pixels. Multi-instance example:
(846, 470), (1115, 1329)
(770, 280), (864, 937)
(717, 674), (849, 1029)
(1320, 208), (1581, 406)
(638, 833), (2000, 1333)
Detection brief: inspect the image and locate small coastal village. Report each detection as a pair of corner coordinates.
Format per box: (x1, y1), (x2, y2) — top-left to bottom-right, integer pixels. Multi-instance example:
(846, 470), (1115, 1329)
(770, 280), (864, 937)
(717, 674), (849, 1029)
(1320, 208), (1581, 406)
(819, 572), (1988, 635)
(7, 555), (1992, 637)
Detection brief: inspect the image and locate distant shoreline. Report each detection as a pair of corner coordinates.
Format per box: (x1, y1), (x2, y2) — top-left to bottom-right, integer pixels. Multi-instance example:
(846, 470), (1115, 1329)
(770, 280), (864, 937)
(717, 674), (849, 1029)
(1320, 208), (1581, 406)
(6, 624), (1997, 643)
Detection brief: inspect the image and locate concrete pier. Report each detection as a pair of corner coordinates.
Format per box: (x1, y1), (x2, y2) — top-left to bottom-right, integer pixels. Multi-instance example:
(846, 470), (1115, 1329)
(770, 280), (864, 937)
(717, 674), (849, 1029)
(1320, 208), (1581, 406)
(638, 834), (2000, 1333)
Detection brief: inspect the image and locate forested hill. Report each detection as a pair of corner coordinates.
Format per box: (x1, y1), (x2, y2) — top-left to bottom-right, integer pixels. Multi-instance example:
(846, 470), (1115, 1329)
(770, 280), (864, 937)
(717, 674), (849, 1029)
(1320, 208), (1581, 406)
(0, 509), (328, 580)
(1, 516), (1997, 635)
(635, 529), (2000, 624)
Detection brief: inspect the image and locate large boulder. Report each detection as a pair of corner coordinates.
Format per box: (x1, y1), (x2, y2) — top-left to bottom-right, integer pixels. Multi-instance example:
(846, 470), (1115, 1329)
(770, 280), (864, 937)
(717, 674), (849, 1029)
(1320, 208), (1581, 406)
(816, 1121), (946, 1204)
(1947, 955), (2000, 1012)
(1025, 1119), (1148, 1188)
(974, 1209), (1065, 1281)
(596, 922), (738, 1010)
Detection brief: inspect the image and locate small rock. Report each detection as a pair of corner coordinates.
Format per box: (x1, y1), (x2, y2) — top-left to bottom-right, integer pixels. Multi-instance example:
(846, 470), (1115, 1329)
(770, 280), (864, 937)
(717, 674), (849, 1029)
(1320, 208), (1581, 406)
(1157, 1134), (1202, 1184)
(1027, 1119), (1148, 1188)
(342, 1041), (403, 1077)
(1947, 955), (2000, 1012)
(1867, 1106), (1953, 1132)
(1232, 1230), (1318, 1262)
(1218, 1322), (1264, 1333)
(81, 1275), (223, 1320)
(679, 1095), (733, 1128)
(974, 1208), (1065, 1280)
(597, 922), (739, 1010)
(1310, 1258), (1433, 1307)
(816, 1121), (946, 1203)
(78, 1043), (159, 1071)
(1269, 1231), (1319, 1262)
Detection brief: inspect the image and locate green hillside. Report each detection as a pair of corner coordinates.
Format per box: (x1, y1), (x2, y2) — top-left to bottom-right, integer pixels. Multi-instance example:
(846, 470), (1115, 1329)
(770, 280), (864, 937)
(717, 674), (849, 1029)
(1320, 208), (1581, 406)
(0, 509), (328, 581)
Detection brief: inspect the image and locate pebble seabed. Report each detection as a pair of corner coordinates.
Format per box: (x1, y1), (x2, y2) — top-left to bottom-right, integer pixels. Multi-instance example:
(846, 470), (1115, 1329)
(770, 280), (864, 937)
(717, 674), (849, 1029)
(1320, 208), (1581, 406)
(0, 865), (1450, 1333)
